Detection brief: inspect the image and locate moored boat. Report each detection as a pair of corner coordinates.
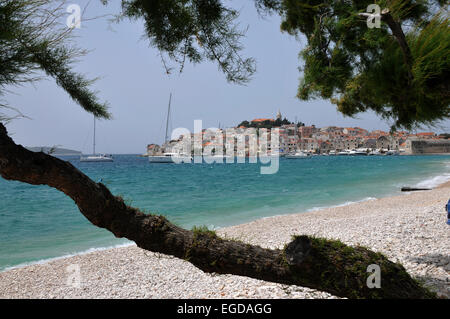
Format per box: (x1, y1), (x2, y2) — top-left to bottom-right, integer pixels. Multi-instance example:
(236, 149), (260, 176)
(80, 117), (114, 162)
(285, 151), (309, 159)
(148, 152), (192, 163)
(354, 148), (369, 156)
(368, 149), (381, 155)
(386, 150), (400, 156)
(80, 154), (113, 162)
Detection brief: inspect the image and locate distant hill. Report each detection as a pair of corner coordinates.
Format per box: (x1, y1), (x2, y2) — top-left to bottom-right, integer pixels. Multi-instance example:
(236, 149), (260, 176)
(26, 147), (81, 156)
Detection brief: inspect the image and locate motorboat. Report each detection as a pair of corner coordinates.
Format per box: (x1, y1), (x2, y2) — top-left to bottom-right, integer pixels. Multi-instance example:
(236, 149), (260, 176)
(354, 149), (369, 156)
(285, 151), (309, 159)
(386, 150), (400, 156)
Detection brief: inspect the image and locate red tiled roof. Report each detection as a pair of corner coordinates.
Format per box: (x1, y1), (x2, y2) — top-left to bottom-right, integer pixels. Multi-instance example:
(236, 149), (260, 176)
(252, 118), (274, 122)
(416, 132), (434, 136)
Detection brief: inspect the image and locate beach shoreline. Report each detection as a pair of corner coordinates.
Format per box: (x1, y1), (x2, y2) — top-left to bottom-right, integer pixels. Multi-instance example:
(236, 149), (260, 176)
(1, 180), (449, 299)
(437, 180), (450, 189)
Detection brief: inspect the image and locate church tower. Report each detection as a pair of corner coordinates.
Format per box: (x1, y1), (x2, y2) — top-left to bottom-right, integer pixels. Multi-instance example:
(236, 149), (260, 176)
(276, 109), (282, 120)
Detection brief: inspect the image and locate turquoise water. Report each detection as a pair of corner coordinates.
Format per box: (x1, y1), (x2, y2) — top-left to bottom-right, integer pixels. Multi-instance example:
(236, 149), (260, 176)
(1, 155), (449, 271)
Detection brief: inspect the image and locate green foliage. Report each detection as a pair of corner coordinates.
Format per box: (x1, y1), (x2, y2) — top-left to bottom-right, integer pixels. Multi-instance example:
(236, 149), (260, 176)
(286, 235), (437, 299)
(335, 12), (449, 130)
(191, 225), (217, 238)
(108, 0), (256, 84)
(2, 0), (448, 130)
(237, 120), (250, 127)
(259, 0), (449, 130)
(0, 0), (110, 120)
(237, 117), (293, 129)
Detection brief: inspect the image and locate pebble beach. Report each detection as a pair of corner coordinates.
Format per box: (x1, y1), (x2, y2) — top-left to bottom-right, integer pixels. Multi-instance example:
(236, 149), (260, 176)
(1, 183), (449, 299)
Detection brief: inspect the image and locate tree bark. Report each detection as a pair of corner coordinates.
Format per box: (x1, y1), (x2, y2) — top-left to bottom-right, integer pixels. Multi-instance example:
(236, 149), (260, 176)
(0, 123), (435, 298)
(380, 9), (414, 83)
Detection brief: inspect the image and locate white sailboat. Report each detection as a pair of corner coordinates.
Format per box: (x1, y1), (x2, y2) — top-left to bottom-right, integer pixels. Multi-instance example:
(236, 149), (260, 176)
(80, 117), (113, 162)
(148, 94), (191, 163)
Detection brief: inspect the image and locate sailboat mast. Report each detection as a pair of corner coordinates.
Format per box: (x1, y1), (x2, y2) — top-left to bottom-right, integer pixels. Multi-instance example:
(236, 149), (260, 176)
(164, 93), (172, 144)
(93, 116), (96, 155)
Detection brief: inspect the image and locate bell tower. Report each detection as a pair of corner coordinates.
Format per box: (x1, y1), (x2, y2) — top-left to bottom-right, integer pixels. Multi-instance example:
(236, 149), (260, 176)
(276, 109), (282, 120)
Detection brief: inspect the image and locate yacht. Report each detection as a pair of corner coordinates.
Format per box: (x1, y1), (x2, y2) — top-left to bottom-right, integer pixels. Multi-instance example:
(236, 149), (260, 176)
(386, 150), (400, 156)
(285, 151), (309, 159)
(354, 148), (369, 156)
(337, 150), (350, 156)
(80, 117), (114, 162)
(368, 149), (381, 156)
(148, 93), (189, 163)
(148, 152), (191, 163)
(80, 154), (113, 162)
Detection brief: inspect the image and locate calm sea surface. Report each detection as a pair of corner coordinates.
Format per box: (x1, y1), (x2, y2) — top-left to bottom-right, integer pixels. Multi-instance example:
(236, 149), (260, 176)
(1, 154), (449, 270)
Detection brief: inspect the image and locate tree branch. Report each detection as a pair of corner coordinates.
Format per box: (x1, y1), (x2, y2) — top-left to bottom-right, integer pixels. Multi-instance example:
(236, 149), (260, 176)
(359, 9), (414, 83)
(0, 123), (435, 299)
(380, 9), (414, 82)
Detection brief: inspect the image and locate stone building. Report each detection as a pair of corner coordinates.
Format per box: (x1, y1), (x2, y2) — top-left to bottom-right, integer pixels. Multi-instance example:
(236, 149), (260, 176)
(147, 144), (162, 155)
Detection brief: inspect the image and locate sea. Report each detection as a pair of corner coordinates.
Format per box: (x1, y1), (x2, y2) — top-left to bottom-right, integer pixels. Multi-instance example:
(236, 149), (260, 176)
(1, 154), (449, 271)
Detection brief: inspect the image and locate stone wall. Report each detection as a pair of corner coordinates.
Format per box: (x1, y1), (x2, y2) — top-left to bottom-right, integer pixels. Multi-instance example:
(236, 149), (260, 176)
(406, 139), (450, 154)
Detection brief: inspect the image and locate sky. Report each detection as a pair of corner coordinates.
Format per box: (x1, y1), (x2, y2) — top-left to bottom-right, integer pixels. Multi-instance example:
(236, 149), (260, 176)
(4, 1), (450, 154)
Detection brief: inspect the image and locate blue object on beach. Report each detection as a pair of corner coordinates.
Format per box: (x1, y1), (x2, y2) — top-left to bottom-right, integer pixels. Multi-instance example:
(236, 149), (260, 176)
(446, 199), (450, 225)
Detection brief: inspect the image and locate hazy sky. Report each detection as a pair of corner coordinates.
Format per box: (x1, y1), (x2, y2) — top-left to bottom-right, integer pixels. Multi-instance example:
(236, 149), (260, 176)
(4, 1), (450, 154)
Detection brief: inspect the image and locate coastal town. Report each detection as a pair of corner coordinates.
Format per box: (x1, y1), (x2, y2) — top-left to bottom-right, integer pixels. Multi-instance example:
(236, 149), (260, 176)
(147, 111), (450, 157)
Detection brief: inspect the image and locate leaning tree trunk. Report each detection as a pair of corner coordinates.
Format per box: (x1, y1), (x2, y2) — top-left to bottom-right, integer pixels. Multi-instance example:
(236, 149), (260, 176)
(0, 123), (435, 299)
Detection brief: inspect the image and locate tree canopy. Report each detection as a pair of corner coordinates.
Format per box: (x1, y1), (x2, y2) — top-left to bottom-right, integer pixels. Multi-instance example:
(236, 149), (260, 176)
(238, 117), (294, 128)
(263, 0), (449, 130)
(104, 0), (449, 130)
(0, 0), (110, 120)
(2, 0), (448, 130)
(103, 0), (257, 84)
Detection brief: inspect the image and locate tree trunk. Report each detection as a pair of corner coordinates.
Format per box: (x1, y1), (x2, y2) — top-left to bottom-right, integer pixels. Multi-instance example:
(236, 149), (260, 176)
(0, 123), (435, 299)
(381, 9), (414, 83)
